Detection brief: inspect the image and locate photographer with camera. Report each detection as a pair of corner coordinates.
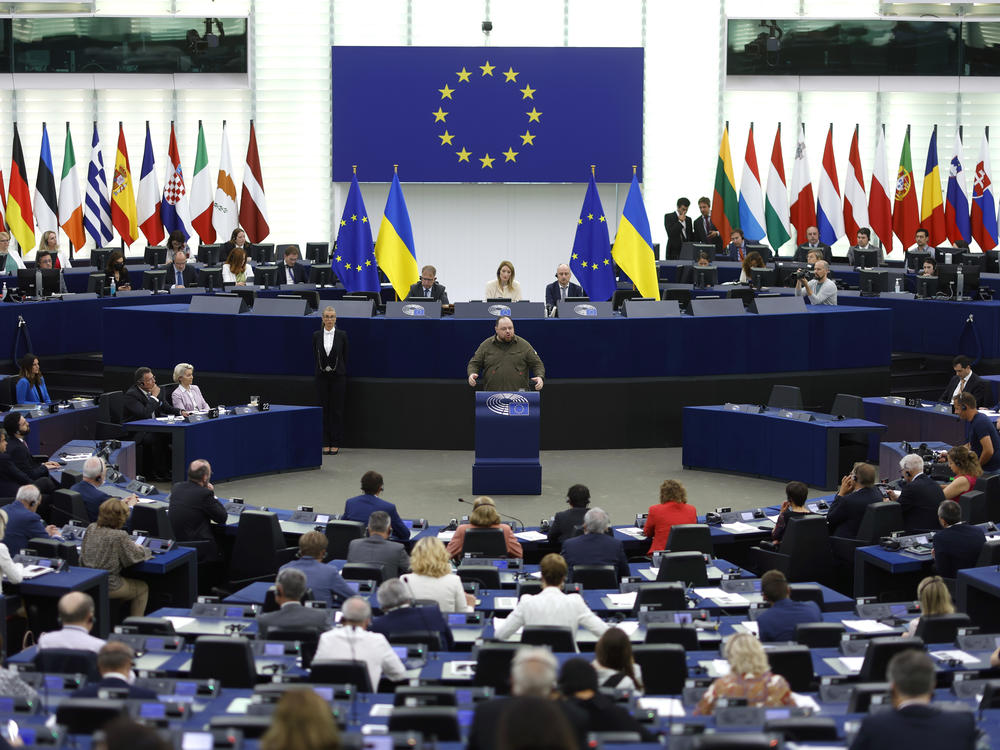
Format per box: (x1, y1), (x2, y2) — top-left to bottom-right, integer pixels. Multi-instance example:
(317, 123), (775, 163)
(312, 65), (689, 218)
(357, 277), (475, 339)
(793, 259), (837, 305)
(885, 453), (945, 533)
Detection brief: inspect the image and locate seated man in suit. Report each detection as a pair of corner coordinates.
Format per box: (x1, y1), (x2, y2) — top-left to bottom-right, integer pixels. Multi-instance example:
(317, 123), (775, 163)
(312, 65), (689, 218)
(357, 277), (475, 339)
(3, 411), (58, 499)
(726, 229), (749, 262)
(826, 462), (883, 540)
(280, 244), (309, 285)
(122, 367), (182, 481)
(342, 470), (410, 540)
(885, 453), (946, 533)
(167, 459), (227, 562)
(346, 511), (410, 579)
(70, 457), (138, 523)
(70, 641), (157, 699)
(755, 570), (821, 642)
(849, 649), (977, 750)
(846, 227), (884, 266)
(939, 355), (991, 407)
(548, 483), (590, 546)
(33, 251), (68, 295)
(2, 485), (62, 557)
(256, 567), (332, 639)
(693, 197), (723, 254)
(544, 263), (584, 310)
(407, 264), (449, 302)
(369, 577), (453, 649)
(163, 249), (198, 288)
(933, 499), (986, 579)
(664, 197), (694, 260)
(37, 592), (105, 653)
(793, 225), (833, 263)
(279, 531), (356, 607)
(561, 507), (629, 580)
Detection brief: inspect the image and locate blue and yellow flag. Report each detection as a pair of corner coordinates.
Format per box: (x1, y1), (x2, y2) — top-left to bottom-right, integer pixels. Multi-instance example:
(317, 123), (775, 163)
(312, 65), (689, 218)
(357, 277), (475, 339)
(374, 172), (418, 300)
(569, 174), (615, 301)
(334, 174), (380, 293)
(612, 175), (658, 300)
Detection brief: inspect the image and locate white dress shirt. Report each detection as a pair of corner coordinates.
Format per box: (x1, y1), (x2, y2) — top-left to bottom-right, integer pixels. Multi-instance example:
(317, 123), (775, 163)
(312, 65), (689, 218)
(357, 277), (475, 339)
(323, 327), (336, 356)
(493, 585), (608, 649)
(37, 625), (106, 653)
(952, 372), (972, 402)
(314, 625), (407, 689)
(0, 542), (24, 591)
(399, 572), (472, 613)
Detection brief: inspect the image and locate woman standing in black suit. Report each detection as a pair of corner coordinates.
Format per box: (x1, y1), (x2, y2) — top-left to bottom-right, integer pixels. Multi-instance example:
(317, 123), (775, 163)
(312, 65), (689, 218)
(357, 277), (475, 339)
(313, 306), (348, 455)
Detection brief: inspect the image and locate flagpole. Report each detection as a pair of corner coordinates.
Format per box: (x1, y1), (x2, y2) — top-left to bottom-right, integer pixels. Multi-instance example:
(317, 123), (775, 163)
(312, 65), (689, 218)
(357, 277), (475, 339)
(118, 121), (125, 252)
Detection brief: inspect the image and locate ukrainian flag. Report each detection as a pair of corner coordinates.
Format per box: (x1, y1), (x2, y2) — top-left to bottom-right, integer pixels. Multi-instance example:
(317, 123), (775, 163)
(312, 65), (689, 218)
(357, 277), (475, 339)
(612, 174), (658, 301)
(374, 172), (418, 300)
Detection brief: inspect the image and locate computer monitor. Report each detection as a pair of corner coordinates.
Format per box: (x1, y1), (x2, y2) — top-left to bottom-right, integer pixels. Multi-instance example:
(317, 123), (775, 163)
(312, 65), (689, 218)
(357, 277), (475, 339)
(308, 264), (336, 286)
(305, 242), (330, 264)
(611, 288), (642, 311)
(91, 248), (112, 269)
(564, 296), (590, 303)
(197, 244), (221, 266)
(17, 268), (60, 297)
(142, 269), (167, 292)
(904, 249), (931, 273)
(143, 246), (167, 266)
(86, 272), (106, 296)
(937, 263), (980, 298)
(278, 291), (320, 312)
(986, 249), (1000, 274)
(935, 247), (965, 265)
(745, 243), (772, 262)
(727, 287), (755, 306)
(197, 267), (223, 292)
(692, 265), (718, 289)
(253, 265), (280, 288)
(227, 287), (257, 308)
(678, 242), (716, 261)
(749, 267), (776, 289)
(248, 243), (275, 264)
(852, 248), (879, 269)
(859, 269), (889, 295)
(661, 287), (692, 310)
(915, 275), (939, 298)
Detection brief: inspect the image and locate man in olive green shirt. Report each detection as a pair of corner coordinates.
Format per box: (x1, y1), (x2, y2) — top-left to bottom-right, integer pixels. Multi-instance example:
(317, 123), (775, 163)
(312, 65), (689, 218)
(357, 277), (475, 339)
(467, 316), (545, 392)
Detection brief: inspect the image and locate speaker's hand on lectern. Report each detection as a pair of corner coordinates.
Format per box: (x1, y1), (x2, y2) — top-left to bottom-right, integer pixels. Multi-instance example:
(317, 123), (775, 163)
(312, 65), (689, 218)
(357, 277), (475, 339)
(468, 373), (479, 387)
(532, 377), (543, 391)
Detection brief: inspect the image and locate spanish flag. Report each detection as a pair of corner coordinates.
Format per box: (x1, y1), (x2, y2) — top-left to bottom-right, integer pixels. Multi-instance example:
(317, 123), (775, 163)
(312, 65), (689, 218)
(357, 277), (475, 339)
(6, 123), (34, 255)
(110, 123), (138, 246)
(611, 173), (658, 301)
(374, 171), (418, 300)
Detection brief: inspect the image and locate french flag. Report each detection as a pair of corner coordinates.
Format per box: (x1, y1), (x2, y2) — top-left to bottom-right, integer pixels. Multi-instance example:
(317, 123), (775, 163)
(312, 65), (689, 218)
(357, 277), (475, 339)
(945, 130), (971, 245)
(816, 125), (844, 247)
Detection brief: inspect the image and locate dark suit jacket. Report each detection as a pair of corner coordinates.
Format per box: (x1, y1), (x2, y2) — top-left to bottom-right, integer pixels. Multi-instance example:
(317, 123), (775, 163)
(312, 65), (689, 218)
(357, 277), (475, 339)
(793, 243), (833, 263)
(279, 262), (309, 284)
(69, 480), (110, 522)
(370, 604), (454, 650)
(467, 697), (587, 750)
(726, 242), (749, 262)
(826, 486), (883, 539)
(548, 506), (588, 546)
(849, 702), (977, 750)
(162, 263), (199, 287)
(933, 522), (987, 579)
(562, 532), (629, 578)
(256, 602), (332, 638)
(406, 281), (449, 303)
(0, 451), (33, 498)
(544, 281), (584, 308)
(5, 436), (50, 481)
(693, 215), (723, 252)
(167, 480), (227, 561)
(71, 677), (158, 700)
(346, 535), (410, 579)
(938, 372), (991, 406)
(664, 212), (695, 259)
(313, 328), (348, 376)
(1, 500), (48, 557)
(122, 384), (180, 423)
(898, 474), (946, 532)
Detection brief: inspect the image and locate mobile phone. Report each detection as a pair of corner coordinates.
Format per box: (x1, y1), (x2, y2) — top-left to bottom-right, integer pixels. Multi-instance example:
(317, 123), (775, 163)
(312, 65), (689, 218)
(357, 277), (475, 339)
(7, 719), (18, 743)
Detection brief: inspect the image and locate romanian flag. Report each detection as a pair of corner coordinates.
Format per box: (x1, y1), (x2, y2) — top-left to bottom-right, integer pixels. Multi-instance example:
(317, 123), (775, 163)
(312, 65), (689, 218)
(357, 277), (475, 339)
(110, 123), (138, 246)
(6, 123), (35, 256)
(374, 171), (418, 300)
(710, 123), (739, 242)
(612, 173), (658, 301)
(920, 126), (947, 247)
(892, 125), (919, 250)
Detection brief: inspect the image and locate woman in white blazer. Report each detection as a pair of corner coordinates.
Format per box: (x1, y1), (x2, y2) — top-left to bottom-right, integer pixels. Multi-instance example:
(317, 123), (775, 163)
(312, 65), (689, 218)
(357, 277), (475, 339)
(171, 363), (210, 411)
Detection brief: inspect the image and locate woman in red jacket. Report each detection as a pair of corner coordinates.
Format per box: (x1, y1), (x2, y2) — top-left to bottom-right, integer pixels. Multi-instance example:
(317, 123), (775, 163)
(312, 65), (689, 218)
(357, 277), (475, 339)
(643, 480), (697, 554)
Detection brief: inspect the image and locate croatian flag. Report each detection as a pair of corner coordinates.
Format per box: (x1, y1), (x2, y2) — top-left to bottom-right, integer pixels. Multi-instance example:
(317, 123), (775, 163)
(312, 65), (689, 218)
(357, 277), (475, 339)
(816, 125), (844, 246)
(160, 122), (192, 241)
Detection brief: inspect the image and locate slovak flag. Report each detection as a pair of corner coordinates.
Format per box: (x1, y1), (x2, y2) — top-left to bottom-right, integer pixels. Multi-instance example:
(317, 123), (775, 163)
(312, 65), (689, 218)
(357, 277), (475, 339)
(971, 131), (998, 252)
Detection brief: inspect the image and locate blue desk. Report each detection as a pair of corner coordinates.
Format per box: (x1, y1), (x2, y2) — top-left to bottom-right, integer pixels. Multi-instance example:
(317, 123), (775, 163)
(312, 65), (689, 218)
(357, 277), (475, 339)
(129, 547), (199, 610)
(854, 545), (934, 599)
(956, 566), (1000, 631)
(11, 566), (110, 637)
(124, 405), (322, 482)
(20, 406), (98, 457)
(863, 397), (966, 454)
(878, 440), (950, 477)
(682, 405), (886, 489)
(49, 438), (138, 481)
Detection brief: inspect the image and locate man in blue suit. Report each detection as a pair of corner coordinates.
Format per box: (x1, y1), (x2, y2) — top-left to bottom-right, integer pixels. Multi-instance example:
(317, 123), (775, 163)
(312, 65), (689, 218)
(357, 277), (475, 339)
(70, 457), (138, 522)
(342, 471), (410, 540)
(545, 264), (584, 310)
(755, 569), (821, 642)
(279, 245), (309, 284)
(561, 508), (629, 580)
(369, 577), (453, 650)
(70, 641), (158, 699)
(2, 485), (62, 555)
(279, 530), (356, 607)
(933, 499), (986, 579)
(726, 228), (748, 262)
(849, 649), (977, 750)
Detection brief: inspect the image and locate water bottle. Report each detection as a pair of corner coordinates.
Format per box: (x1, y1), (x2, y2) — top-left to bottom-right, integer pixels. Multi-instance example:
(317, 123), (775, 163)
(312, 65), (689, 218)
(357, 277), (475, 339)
(109, 277), (116, 297)
(894, 276), (901, 293)
(1, 282), (6, 301)
(957, 265), (964, 299)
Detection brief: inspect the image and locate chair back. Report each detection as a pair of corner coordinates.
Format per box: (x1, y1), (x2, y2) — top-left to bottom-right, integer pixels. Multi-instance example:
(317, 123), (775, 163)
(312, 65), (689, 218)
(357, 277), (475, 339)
(230, 511), (286, 581)
(191, 635), (257, 688)
(765, 645), (814, 692)
(959, 489), (987, 525)
(521, 625), (576, 652)
(666, 524), (713, 554)
(267, 627), (321, 667)
(632, 582), (686, 612)
(570, 564), (618, 589)
(913, 613), (971, 643)
(763, 718), (839, 742)
(55, 698), (127, 734)
(340, 562), (385, 584)
(856, 502), (904, 543)
(50, 489), (88, 526)
(388, 707), (461, 741)
(979, 473), (1000, 522)
(830, 393), (865, 419)
(656, 551), (708, 586)
(308, 659), (372, 691)
(324, 520), (366, 560)
(859, 636), (924, 682)
(387, 630), (444, 651)
(129, 504), (175, 539)
(98, 390), (125, 424)
(631, 644), (687, 694)
(778, 516), (835, 581)
(462, 528), (507, 557)
(474, 642), (520, 693)
(977, 539), (1000, 566)
(393, 686), (457, 706)
(644, 623), (698, 649)
(457, 564), (500, 589)
(768, 385), (803, 409)
(60, 468), (82, 489)
(795, 622), (844, 648)
(788, 583), (824, 607)
(32, 648), (99, 681)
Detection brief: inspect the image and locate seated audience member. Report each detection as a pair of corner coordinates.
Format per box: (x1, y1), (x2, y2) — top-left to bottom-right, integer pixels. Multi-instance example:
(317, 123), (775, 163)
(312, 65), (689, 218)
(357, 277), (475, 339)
(827, 462), (882, 539)
(370, 577), (453, 649)
(342, 471), (410, 540)
(771, 480), (816, 545)
(34, 251), (68, 294)
(3, 411), (58, 497)
(904, 575), (955, 638)
(221, 227), (249, 256)
(37, 592), (105, 652)
(70, 641), (158, 699)
(695, 251), (711, 266)
(592, 626), (644, 693)
(123, 366), (182, 481)
(167, 230), (189, 258)
(643, 479), (697, 554)
(0, 507), (24, 593)
(279, 530), (355, 607)
(886, 453), (946, 532)
(171, 363), (209, 411)
(485, 260), (523, 301)
(280, 244), (308, 284)
(561, 507), (629, 580)
(544, 263), (582, 309)
(942, 445), (982, 499)
(167, 459), (226, 562)
(346, 510), (410, 579)
(920, 258), (937, 278)
(558, 659), (655, 740)
(664, 197), (694, 259)
(846, 226), (883, 266)
(756, 569), (822, 642)
(933, 499), (986, 579)
(104, 250), (131, 292)
(848, 649), (977, 750)
(794, 260), (837, 305)
(496, 697), (578, 750)
(408, 264), (450, 302)
(912, 226), (936, 256)
(694, 632), (795, 714)
(80, 498), (152, 617)
(739, 250), (766, 283)
(222, 247), (252, 285)
(726, 229), (748, 262)
(954, 392), (1000, 472)
(313, 596), (407, 689)
(447, 496), (523, 559)
(259, 689), (341, 750)
(0, 432), (37, 501)
(494, 553), (607, 649)
(548, 483), (591, 546)
(163, 249), (197, 288)
(805, 249), (824, 265)
(939, 355), (991, 406)
(256, 567), (332, 638)
(71, 456), (138, 522)
(15, 353), (51, 404)
(1, 485), (62, 554)
(0, 231), (17, 273)
(794, 225), (833, 264)
(400, 537), (473, 613)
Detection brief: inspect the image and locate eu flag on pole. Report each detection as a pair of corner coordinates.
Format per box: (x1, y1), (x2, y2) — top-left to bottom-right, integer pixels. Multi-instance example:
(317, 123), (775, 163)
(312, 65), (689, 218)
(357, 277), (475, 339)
(569, 173), (615, 302)
(334, 173), (380, 293)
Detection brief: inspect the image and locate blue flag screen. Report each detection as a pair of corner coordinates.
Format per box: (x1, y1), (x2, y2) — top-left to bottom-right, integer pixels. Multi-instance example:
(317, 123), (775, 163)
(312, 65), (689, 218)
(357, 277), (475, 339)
(332, 46), (643, 183)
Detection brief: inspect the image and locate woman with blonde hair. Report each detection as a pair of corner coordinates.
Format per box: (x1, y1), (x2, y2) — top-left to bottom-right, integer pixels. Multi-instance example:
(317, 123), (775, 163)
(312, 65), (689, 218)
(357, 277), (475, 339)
(446, 496), (523, 559)
(943, 445), (982, 499)
(485, 260), (523, 301)
(905, 575), (956, 637)
(400, 537), (473, 612)
(642, 479), (697, 554)
(260, 688), (340, 750)
(171, 362), (209, 411)
(694, 633), (794, 714)
(37, 230), (69, 268)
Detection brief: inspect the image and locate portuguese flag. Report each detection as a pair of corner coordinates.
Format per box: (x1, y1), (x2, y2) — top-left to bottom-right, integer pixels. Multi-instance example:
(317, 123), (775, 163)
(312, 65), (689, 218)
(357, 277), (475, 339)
(892, 124), (919, 250)
(711, 122), (740, 242)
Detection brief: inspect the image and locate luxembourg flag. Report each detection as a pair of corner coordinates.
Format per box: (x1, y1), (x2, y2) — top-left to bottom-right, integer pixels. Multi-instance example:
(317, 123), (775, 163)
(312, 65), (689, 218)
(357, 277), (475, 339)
(945, 129), (971, 245)
(816, 124), (845, 246)
(737, 123), (766, 242)
(971, 130), (998, 252)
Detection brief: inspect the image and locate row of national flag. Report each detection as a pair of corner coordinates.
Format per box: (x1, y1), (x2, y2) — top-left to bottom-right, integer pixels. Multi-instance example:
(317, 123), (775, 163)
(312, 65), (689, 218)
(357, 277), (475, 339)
(711, 122), (1000, 254)
(1, 120), (272, 268)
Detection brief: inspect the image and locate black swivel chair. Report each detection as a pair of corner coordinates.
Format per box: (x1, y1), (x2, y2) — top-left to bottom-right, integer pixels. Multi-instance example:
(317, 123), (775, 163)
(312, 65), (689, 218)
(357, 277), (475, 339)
(979, 473), (1000, 522)
(457, 565), (500, 589)
(748, 516), (835, 582)
(59, 468), (82, 489)
(55, 698), (127, 734)
(665, 524), (713, 554)
(388, 707), (461, 741)
(764, 718), (839, 742)
(129, 505), (174, 539)
(50, 489), (88, 526)
(830, 502), (904, 564)
(340, 562), (385, 584)
(788, 583), (824, 607)
(768, 385), (803, 409)
(473, 642), (520, 693)
(324, 520), (366, 560)
(914, 613), (971, 643)
(387, 630), (444, 651)
(765, 645), (815, 692)
(95, 390), (128, 440)
(631, 644), (687, 694)
(644, 623), (699, 649)
(977, 539), (1000, 566)
(228, 511), (299, 586)
(267, 627), (322, 668)
(796, 622), (845, 648)
(958, 489), (988, 525)
(462, 529), (508, 557)
(570, 564), (618, 589)
(32, 648), (99, 681)
(521, 626), (576, 652)
(631, 582), (686, 614)
(191, 635), (258, 688)
(309, 660), (373, 691)
(858, 637), (925, 682)
(656, 551), (708, 586)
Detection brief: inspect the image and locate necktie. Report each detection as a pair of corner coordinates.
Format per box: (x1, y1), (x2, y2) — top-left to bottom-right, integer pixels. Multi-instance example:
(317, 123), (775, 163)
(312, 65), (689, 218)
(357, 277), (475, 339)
(425, 287), (431, 298)
(960, 378), (966, 393)
(287, 267), (294, 284)
(739, 247), (745, 261)
(176, 270), (183, 286)
(560, 286), (567, 301)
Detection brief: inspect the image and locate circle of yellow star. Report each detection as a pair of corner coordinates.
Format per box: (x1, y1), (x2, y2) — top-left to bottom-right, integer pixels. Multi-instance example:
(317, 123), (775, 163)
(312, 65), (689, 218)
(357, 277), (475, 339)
(439, 84), (455, 99)
(526, 108), (542, 123)
(591, 263), (598, 270)
(571, 253), (579, 260)
(598, 216), (606, 223)
(602, 258), (610, 265)
(456, 67), (471, 82)
(335, 255), (342, 263)
(340, 220), (346, 226)
(480, 60), (495, 76)
(502, 147), (518, 163)
(351, 214), (357, 221)
(503, 67), (519, 82)
(365, 259), (372, 266)
(577, 219), (583, 225)
(479, 153), (495, 169)
(520, 130), (536, 146)
(520, 84), (536, 99)
(439, 130), (455, 146)
(432, 107), (448, 122)
(587, 213), (594, 220)
(361, 216), (368, 223)
(456, 147), (471, 163)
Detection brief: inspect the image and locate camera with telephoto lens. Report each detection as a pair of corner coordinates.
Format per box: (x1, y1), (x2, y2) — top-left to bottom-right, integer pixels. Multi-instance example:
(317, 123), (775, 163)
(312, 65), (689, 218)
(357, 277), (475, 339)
(901, 441), (938, 475)
(792, 268), (816, 281)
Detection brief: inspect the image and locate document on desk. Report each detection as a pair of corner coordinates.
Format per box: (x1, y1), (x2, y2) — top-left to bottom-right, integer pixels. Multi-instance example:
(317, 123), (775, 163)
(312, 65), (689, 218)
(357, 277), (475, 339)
(692, 587), (749, 606)
(638, 568), (658, 581)
(436, 531), (455, 541)
(613, 620), (641, 636)
(19, 565), (54, 579)
(604, 592), (637, 608)
(738, 621), (759, 636)
(493, 597), (519, 610)
(163, 616), (196, 631)
(637, 697), (685, 717)
(843, 619), (894, 633)
(368, 703), (394, 717)
(931, 649), (981, 665)
(617, 527), (646, 539)
(514, 530), (547, 541)
(225, 697), (252, 714)
(825, 656), (865, 675)
(698, 659), (731, 678)
(720, 522), (760, 534)
(791, 693), (822, 712)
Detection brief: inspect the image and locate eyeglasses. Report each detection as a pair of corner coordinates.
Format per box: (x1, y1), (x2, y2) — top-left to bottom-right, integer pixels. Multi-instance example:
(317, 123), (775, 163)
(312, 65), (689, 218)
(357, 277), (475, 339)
(420, 277), (435, 282)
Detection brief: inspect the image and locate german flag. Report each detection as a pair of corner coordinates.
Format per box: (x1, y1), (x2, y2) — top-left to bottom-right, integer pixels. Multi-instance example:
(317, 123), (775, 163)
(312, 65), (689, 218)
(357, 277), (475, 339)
(6, 123), (34, 256)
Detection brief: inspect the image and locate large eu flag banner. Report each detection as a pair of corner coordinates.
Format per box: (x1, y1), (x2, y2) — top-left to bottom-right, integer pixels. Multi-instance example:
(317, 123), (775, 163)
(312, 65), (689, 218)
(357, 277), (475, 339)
(332, 46), (643, 183)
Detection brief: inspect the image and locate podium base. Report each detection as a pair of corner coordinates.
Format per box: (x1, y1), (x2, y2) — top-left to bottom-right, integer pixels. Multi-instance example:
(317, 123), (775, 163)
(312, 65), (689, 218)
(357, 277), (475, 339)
(472, 460), (542, 495)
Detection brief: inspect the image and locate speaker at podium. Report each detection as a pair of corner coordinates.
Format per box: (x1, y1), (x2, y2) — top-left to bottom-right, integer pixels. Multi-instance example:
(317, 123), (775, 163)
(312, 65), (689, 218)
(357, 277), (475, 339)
(473, 391), (541, 495)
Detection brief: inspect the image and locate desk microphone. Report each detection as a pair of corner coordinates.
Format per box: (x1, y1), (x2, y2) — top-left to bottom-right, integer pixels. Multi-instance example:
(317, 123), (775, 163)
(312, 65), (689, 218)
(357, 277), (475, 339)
(457, 498), (524, 531)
